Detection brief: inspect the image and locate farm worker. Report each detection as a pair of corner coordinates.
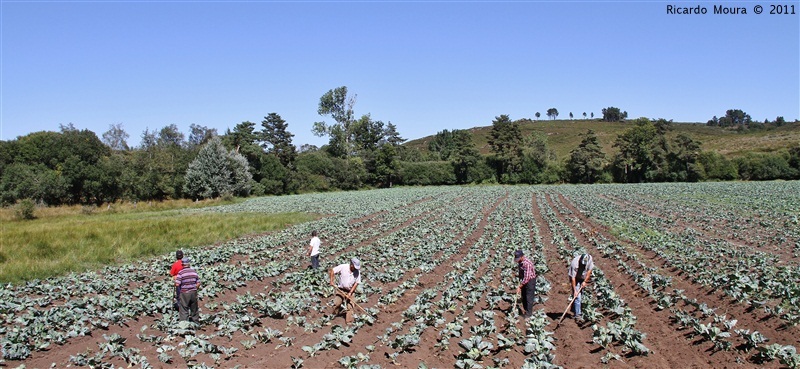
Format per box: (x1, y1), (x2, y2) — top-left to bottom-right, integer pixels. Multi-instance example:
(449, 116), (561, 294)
(175, 257), (201, 324)
(329, 257), (361, 323)
(568, 253), (594, 323)
(307, 230), (321, 269)
(169, 250), (184, 311)
(514, 249), (536, 318)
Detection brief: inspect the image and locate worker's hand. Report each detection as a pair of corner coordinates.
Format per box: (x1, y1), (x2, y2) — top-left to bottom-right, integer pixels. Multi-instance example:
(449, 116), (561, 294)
(515, 285), (521, 295)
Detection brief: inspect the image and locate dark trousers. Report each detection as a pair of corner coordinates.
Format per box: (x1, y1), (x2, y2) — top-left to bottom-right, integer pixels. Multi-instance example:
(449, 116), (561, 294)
(179, 290), (199, 323)
(173, 285), (180, 311)
(521, 279), (536, 317)
(310, 254), (320, 269)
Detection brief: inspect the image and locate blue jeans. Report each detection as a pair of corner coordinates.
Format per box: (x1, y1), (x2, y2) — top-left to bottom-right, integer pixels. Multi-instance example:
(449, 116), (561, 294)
(572, 281), (584, 317)
(310, 254), (320, 269)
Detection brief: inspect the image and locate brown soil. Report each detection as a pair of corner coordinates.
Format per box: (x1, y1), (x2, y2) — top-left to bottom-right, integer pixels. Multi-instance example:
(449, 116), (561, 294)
(12, 189), (794, 369)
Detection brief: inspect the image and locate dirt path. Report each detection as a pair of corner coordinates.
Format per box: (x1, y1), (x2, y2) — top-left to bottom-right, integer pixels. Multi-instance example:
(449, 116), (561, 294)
(552, 193), (793, 368)
(528, 192), (611, 369)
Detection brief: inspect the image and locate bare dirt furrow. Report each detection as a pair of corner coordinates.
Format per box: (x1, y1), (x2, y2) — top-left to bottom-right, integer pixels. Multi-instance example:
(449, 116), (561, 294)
(558, 194), (800, 350)
(21, 196), (459, 369)
(264, 192), (510, 368)
(531, 193), (611, 369)
(550, 193), (787, 368)
(545, 193), (740, 369)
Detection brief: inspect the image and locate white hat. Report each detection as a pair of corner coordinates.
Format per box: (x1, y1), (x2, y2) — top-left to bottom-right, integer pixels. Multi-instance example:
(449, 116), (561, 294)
(351, 257), (361, 270)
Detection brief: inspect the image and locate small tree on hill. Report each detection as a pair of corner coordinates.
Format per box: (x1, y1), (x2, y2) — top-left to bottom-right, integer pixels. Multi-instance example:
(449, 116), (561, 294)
(535, 112), (541, 121)
(547, 108), (559, 120)
(602, 107), (624, 122)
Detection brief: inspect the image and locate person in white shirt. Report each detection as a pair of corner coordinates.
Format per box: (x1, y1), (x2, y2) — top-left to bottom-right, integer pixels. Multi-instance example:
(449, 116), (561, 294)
(329, 257), (361, 323)
(567, 253), (594, 323)
(307, 230), (321, 269)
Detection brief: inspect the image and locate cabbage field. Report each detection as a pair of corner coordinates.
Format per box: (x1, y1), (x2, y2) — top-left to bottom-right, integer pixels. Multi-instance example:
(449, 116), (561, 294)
(3, 181), (800, 368)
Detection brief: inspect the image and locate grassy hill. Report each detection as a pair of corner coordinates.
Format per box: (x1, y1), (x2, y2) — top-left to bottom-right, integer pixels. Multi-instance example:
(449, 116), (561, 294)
(405, 119), (800, 161)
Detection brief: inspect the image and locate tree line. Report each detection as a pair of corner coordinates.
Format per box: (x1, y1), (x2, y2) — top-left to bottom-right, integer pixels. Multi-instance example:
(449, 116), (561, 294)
(2, 91), (799, 207)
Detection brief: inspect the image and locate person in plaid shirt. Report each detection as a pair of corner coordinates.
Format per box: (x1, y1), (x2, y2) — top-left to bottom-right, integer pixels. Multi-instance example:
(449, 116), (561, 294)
(514, 249), (536, 318)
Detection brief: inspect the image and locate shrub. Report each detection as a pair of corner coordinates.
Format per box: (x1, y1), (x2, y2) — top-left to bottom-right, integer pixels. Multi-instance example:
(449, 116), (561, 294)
(14, 199), (36, 220)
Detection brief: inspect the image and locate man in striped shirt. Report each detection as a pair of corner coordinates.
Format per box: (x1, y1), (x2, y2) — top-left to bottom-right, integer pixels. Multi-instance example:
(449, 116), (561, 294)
(514, 249), (536, 319)
(175, 257), (201, 324)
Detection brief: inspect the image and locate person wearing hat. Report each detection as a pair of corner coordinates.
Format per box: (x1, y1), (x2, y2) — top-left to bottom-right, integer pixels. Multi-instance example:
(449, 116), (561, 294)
(329, 257), (361, 323)
(514, 249), (536, 318)
(175, 257), (201, 324)
(568, 253), (594, 323)
(169, 250), (184, 311)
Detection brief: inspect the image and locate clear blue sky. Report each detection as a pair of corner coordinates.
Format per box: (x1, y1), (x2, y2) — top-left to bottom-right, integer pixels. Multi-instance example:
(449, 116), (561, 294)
(2, 1), (798, 148)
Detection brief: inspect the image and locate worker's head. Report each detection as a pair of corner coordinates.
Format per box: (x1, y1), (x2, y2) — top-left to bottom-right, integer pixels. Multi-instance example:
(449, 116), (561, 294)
(312, 230), (318, 237)
(514, 249), (524, 263)
(176, 250), (184, 260)
(350, 257), (361, 272)
(182, 257), (191, 267)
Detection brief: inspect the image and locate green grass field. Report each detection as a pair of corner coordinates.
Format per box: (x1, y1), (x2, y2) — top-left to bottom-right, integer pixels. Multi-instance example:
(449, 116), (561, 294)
(0, 203), (316, 283)
(406, 119), (800, 160)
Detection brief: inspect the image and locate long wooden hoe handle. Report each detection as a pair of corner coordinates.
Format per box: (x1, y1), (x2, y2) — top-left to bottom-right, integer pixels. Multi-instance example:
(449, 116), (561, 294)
(335, 289), (367, 313)
(556, 284), (585, 327)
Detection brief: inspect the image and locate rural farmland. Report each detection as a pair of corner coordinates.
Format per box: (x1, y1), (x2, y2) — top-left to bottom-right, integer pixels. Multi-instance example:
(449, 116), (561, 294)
(3, 181), (800, 368)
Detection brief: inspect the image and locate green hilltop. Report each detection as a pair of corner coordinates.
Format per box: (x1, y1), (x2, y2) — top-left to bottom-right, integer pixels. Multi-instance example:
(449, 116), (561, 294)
(405, 119), (800, 160)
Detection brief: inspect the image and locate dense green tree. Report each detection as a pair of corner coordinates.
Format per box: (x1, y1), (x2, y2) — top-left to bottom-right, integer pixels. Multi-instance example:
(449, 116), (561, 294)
(708, 109), (752, 127)
(448, 130), (483, 184)
(735, 152), (797, 180)
(566, 130), (608, 183)
(428, 129), (458, 161)
(547, 108), (559, 120)
(258, 154), (289, 195)
(569, 112), (574, 120)
(535, 112), (541, 121)
(583, 112), (587, 120)
(602, 107), (625, 122)
(184, 137), (252, 199)
(132, 126), (192, 200)
(260, 113), (297, 170)
(519, 132), (555, 184)
(352, 114), (385, 154)
(374, 143), (400, 187)
(0, 163), (68, 205)
(789, 145), (800, 173)
(669, 133), (703, 181)
(697, 151), (736, 181)
(222, 121), (264, 181)
(398, 161), (456, 186)
(488, 115), (523, 182)
(612, 118), (658, 182)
